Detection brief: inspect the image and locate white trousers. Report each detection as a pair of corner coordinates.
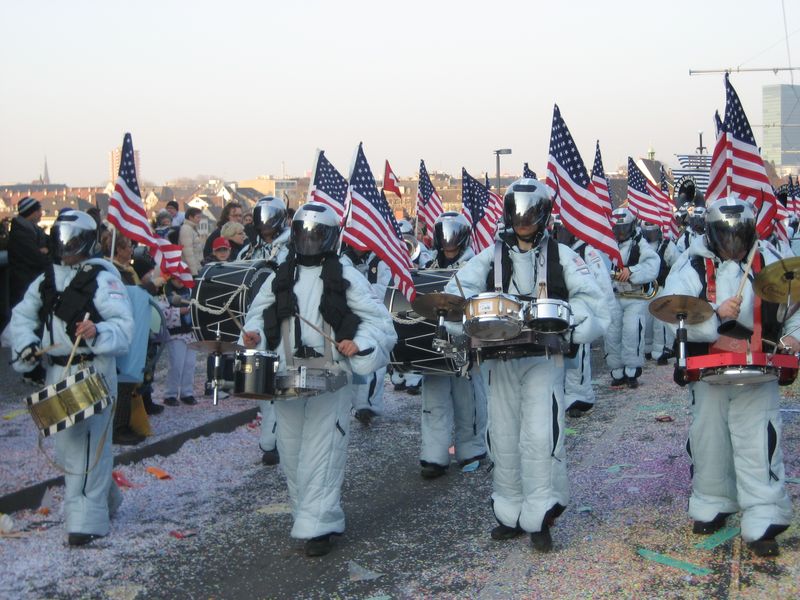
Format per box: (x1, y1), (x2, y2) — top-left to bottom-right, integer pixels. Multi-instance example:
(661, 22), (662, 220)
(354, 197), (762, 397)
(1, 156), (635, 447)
(564, 343), (595, 409)
(165, 338), (197, 399)
(352, 366), (387, 414)
(605, 297), (648, 379)
(687, 380), (793, 542)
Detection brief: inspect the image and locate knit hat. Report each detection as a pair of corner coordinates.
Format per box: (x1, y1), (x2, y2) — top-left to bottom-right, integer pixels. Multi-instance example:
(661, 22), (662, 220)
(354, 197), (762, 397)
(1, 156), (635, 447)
(212, 236), (231, 250)
(18, 196), (41, 218)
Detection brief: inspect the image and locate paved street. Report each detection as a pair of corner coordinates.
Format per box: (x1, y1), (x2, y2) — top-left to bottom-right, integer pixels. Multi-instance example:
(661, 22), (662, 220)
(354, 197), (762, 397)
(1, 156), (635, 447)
(2, 352), (800, 599)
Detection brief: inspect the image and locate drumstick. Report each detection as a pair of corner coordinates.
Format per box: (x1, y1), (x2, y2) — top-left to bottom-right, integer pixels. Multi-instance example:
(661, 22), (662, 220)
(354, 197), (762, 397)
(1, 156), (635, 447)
(226, 309), (244, 332)
(35, 344), (59, 357)
(62, 312), (91, 379)
(735, 241), (759, 299)
(453, 273), (466, 298)
(295, 313), (339, 347)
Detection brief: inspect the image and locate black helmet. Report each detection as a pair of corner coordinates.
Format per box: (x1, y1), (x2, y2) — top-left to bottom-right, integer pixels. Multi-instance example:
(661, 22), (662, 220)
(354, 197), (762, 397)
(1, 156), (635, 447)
(688, 206), (706, 234)
(611, 207), (637, 243)
(49, 210), (98, 264)
(253, 196), (287, 236)
(640, 220), (662, 244)
(550, 214), (576, 246)
(433, 212), (471, 253)
(705, 198), (756, 262)
(291, 202), (340, 256)
(503, 178), (552, 245)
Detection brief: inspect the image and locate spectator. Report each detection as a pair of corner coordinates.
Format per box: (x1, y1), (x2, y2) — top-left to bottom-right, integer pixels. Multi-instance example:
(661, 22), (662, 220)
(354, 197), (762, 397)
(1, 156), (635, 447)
(203, 202), (242, 261)
(158, 277), (197, 406)
(210, 236), (232, 262)
(242, 212), (253, 226)
(179, 207), (204, 276)
(8, 196), (50, 385)
(154, 210), (173, 239)
(220, 221), (247, 258)
(166, 200), (184, 227)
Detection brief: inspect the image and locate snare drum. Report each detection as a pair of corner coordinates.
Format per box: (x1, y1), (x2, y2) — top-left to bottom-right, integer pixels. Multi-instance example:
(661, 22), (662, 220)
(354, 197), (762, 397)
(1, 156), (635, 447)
(463, 292), (525, 341)
(686, 352), (799, 386)
(525, 298), (572, 334)
(233, 350), (280, 399)
(25, 366), (112, 437)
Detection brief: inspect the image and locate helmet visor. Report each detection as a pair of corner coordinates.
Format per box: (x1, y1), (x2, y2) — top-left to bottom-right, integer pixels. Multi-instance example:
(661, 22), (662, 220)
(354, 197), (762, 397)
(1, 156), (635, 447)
(434, 219), (470, 252)
(641, 225), (662, 243)
(706, 219), (755, 262)
(292, 220), (338, 256)
(508, 188), (551, 229)
(50, 221), (97, 260)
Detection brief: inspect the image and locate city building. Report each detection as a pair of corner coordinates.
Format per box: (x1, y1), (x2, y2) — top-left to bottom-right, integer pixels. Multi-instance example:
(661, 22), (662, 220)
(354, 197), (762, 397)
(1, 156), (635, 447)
(109, 146), (141, 183)
(762, 84), (800, 171)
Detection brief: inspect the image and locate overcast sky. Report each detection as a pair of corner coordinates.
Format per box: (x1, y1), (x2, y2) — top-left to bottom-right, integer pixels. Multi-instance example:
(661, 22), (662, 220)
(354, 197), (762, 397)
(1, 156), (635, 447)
(2, 0), (799, 186)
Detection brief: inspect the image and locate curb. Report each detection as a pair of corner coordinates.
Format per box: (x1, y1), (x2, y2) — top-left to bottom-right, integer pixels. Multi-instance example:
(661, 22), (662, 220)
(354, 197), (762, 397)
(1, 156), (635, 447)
(0, 406), (259, 515)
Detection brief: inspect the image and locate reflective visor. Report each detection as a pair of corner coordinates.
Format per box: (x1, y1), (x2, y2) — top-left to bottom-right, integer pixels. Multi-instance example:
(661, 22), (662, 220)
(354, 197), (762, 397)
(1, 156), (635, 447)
(509, 189), (549, 228)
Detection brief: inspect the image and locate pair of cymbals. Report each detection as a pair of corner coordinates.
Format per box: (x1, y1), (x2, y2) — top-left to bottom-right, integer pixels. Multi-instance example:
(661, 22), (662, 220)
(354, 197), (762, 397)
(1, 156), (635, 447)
(648, 295), (714, 324)
(753, 256), (800, 304)
(410, 292), (465, 321)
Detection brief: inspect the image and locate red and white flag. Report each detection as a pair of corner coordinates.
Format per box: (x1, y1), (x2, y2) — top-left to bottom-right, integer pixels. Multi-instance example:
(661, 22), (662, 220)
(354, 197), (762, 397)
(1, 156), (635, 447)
(545, 105), (622, 266)
(383, 160), (402, 200)
(461, 168), (503, 253)
(588, 141), (614, 221)
(705, 111), (729, 203)
(343, 144), (416, 301)
(307, 149), (348, 223)
(107, 133), (194, 287)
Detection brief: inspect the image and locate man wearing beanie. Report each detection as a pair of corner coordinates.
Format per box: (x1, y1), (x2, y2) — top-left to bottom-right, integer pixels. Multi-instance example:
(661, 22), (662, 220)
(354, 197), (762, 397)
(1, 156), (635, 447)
(9, 196), (50, 385)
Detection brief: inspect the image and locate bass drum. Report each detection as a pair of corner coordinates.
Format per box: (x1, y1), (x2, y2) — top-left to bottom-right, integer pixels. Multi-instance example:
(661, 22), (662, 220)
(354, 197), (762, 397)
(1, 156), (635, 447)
(191, 260), (272, 343)
(385, 269), (459, 375)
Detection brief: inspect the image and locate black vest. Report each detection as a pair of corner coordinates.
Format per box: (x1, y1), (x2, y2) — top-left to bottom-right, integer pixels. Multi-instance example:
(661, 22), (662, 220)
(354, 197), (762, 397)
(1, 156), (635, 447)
(40, 263), (105, 348)
(655, 240), (670, 286)
(625, 236), (641, 269)
(485, 237), (569, 301)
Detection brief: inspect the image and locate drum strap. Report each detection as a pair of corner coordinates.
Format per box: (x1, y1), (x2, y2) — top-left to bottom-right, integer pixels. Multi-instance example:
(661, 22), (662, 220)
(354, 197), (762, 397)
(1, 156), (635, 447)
(281, 318), (336, 370)
(488, 238), (568, 300)
(493, 242), (504, 292)
(535, 238), (549, 298)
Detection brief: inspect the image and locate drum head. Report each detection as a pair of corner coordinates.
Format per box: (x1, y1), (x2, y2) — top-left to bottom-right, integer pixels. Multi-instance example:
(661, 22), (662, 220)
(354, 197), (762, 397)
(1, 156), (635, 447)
(529, 318), (569, 334)
(464, 318), (523, 341)
(702, 368), (777, 386)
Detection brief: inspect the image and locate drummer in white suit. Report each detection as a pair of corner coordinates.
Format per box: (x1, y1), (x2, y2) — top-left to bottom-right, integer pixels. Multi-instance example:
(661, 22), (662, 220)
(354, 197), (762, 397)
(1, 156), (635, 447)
(662, 197), (798, 557)
(240, 203), (396, 557)
(445, 179), (610, 552)
(10, 211), (133, 546)
(418, 212), (488, 478)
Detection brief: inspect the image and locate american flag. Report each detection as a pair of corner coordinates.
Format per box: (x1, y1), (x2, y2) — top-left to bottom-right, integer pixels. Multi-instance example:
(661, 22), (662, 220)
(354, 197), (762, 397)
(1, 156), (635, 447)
(416, 159), (443, 234)
(588, 141), (613, 219)
(789, 175), (800, 217)
(383, 160), (402, 199)
(545, 105), (622, 266)
(659, 165), (679, 240)
(642, 165), (677, 240)
(720, 74), (784, 240)
(705, 110), (728, 203)
(523, 163), (537, 179)
(308, 149), (348, 222)
(627, 158), (664, 227)
(461, 168), (503, 253)
(107, 133), (193, 287)
(343, 144), (415, 301)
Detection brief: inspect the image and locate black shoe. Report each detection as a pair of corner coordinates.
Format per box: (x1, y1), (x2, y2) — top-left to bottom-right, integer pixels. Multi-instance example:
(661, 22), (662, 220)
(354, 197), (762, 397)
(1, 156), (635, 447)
(627, 377), (639, 389)
(420, 461), (447, 479)
(163, 397), (179, 407)
(393, 382), (407, 392)
(261, 448), (280, 466)
(692, 512), (734, 535)
(145, 402), (164, 415)
(530, 524), (553, 553)
(747, 524), (788, 557)
(112, 427), (145, 446)
(354, 408), (375, 425)
(68, 532), (104, 547)
(305, 534), (334, 557)
(645, 352), (653, 361)
(610, 377), (627, 388)
(491, 524), (524, 541)
(180, 395), (197, 406)
(656, 355), (669, 366)
(567, 401), (593, 418)
(567, 407), (585, 418)
(458, 453), (486, 468)
(406, 384), (421, 396)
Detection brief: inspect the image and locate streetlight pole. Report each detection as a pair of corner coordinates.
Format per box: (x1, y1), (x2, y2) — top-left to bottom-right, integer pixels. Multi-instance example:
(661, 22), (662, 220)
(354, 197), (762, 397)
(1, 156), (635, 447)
(494, 148), (512, 193)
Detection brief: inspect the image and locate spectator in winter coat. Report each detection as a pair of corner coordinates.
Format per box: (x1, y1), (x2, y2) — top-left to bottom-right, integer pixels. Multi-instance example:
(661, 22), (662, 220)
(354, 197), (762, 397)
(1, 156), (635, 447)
(179, 207), (204, 276)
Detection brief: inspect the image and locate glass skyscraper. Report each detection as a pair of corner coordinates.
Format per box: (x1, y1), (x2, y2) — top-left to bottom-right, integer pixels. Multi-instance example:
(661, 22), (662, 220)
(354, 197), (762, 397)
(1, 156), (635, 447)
(762, 84), (800, 167)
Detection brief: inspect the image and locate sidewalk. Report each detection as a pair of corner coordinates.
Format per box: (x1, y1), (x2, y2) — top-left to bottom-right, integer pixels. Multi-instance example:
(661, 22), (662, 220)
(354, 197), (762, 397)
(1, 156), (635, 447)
(0, 348), (257, 513)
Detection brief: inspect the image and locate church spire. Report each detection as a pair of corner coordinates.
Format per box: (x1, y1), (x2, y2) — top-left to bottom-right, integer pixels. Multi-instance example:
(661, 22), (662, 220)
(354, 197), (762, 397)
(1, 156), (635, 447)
(42, 156), (50, 185)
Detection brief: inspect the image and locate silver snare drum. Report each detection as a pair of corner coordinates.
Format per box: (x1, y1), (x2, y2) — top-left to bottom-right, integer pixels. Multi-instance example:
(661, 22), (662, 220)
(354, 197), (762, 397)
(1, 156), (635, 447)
(525, 299), (572, 334)
(463, 292), (525, 341)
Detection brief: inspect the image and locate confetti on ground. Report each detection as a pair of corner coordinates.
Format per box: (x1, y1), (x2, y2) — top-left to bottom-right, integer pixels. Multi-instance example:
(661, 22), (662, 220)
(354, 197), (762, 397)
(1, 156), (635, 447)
(256, 503), (292, 515)
(694, 527), (740, 550)
(169, 530), (197, 539)
(461, 460), (479, 473)
(2, 409), (27, 420)
(112, 471), (140, 489)
(145, 466), (172, 480)
(0, 513), (15, 533)
(654, 415), (674, 422)
(577, 506), (592, 513)
(636, 403), (677, 412)
(637, 548), (712, 576)
(565, 428), (577, 436)
(785, 477), (800, 484)
(605, 464), (633, 474)
(348, 561), (383, 582)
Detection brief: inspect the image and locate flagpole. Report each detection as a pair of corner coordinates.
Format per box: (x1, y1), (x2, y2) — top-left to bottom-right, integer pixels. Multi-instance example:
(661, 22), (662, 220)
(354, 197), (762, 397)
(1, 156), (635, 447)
(110, 225), (117, 262)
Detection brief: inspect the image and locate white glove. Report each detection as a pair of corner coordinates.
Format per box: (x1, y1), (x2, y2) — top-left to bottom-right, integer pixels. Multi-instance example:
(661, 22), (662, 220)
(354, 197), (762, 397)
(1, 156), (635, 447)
(18, 343), (40, 365)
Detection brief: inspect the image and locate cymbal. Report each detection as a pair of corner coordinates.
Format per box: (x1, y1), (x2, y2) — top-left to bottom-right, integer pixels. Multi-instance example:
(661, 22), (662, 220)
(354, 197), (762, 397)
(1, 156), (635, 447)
(753, 257), (800, 304)
(648, 294), (714, 325)
(188, 339), (243, 353)
(410, 292), (465, 322)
